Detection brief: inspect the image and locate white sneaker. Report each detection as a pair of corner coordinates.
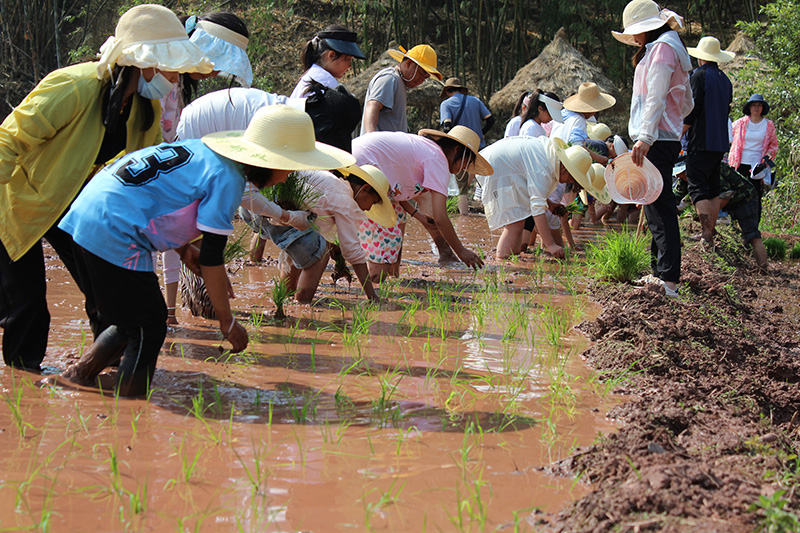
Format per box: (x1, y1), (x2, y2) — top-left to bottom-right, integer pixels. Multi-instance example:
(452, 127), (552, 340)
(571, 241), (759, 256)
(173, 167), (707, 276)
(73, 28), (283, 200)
(662, 282), (679, 298)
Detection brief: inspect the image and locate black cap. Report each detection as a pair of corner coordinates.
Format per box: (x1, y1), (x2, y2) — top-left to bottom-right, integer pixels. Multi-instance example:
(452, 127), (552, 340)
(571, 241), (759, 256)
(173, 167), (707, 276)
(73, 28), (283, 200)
(318, 30), (366, 60)
(743, 94), (770, 116)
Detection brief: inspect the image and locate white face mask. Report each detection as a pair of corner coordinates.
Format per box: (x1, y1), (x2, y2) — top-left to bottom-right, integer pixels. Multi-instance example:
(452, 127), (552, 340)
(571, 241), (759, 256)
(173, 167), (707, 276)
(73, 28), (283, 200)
(137, 71), (175, 100)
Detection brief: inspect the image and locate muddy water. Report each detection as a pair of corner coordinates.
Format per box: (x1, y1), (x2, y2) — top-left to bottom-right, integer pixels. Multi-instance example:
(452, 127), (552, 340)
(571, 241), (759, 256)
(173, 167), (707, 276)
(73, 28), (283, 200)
(0, 215), (620, 531)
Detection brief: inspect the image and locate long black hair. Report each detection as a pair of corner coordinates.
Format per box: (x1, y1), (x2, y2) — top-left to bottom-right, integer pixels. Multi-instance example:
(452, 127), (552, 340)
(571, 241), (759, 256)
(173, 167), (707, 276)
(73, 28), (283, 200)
(102, 66), (154, 132)
(512, 91), (529, 117)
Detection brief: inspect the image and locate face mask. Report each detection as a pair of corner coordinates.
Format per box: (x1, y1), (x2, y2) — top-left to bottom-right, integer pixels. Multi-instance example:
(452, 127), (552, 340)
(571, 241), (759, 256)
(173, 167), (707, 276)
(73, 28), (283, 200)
(138, 71), (174, 100)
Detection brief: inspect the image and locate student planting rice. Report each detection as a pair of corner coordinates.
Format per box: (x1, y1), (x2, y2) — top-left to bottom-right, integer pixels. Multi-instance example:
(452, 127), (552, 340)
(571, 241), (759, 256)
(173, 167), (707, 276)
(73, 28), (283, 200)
(57, 106), (354, 395)
(0, 4), (213, 372)
(478, 137), (610, 260)
(352, 127), (492, 281)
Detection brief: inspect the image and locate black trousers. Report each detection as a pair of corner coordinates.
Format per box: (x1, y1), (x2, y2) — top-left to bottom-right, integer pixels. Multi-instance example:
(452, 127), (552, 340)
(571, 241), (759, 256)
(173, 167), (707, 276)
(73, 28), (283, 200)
(0, 224), (102, 370)
(737, 164), (764, 222)
(643, 141), (682, 283)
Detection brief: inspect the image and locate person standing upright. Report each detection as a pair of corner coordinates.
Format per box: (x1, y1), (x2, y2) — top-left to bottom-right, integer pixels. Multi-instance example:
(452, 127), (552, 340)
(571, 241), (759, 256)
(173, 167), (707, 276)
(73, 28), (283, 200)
(439, 77), (494, 214)
(683, 36), (734, 248)
(612, 0), (694, 298)
(360, 44), (442, 134)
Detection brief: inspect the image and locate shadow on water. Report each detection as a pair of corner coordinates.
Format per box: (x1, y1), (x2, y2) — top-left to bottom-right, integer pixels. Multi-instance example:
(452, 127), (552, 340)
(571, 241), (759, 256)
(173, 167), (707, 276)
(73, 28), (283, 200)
(150, 371), (536, 433)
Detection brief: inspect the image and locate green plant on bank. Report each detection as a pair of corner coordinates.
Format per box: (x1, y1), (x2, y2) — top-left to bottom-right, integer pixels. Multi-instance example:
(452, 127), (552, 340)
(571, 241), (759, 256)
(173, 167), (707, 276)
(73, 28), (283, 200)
(749, 489), (800, 532)
(763, 237), (788, 260)
(272, 278), (295, 320)
(790, 243), (800, 259)
(587, 230), (650, 282)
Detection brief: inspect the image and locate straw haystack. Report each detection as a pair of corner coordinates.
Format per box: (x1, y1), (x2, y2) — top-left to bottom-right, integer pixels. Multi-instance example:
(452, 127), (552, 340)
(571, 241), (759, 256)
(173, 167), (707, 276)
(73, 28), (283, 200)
(344, 40), (442, 111)
(490, 28), (627, 135)
(720, 32), (767, 97)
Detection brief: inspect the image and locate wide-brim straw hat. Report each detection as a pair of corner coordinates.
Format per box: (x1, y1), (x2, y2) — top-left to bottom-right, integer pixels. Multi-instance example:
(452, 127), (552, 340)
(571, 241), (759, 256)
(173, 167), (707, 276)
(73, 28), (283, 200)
(96, 4), (213, 80)
(604, 152), (663, 205)
(553, 138), (597, 199)
(440, 77), (468, 99)
(203, 105), (356, 171)
(539, 93), (564, 123)
(189, 20), (253, 87)
(564, 83), (616, 113)
(743, 93), (770, 116)
(387, 45), (443, 80)
(587, 122), (612, 141)
(612, 0), (684, 47)
(418, 126), (494, 175)
(687, 36), (735, 63)
(340, 165), (397, 228)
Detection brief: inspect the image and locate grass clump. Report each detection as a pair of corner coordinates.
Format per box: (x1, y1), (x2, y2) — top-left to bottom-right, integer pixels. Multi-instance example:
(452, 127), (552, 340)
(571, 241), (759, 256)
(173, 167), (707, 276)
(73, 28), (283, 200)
(789, 242), (800, 259)
(261, 172), (322, 211)
(587, 230), (650, 283)
(272, 278), (295, 320)
(763, 238), (787, 260)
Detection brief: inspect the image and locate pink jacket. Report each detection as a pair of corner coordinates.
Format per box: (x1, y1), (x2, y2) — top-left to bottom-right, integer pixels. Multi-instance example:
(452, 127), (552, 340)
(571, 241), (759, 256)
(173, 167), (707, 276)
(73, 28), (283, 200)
(728, 116), (778, 168)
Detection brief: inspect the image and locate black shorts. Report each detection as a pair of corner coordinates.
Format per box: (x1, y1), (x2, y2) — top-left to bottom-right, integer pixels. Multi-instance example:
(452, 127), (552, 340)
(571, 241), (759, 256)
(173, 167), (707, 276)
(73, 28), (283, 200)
(686, 151), (724, 203)
(729, 197), (761, 243)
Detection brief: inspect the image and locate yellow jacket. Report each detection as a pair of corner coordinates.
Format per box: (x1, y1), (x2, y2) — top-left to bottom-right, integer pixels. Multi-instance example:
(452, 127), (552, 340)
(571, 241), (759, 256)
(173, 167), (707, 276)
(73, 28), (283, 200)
(0, 62), (162, 261)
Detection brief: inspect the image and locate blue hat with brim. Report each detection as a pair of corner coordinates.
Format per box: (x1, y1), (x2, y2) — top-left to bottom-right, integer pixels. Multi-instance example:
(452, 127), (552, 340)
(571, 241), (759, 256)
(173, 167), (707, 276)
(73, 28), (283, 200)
(318, 29), (366, 60)
(743, 94), (770, 116)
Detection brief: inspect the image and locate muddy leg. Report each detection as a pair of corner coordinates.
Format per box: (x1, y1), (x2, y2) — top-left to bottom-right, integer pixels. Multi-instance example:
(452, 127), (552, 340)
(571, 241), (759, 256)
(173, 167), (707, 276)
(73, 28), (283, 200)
(62, 325), (128, 386)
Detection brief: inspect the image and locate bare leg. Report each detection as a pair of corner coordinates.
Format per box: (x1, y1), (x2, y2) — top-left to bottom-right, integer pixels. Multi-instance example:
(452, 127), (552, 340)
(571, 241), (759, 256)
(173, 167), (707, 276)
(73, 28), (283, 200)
(249, 234), (266, 262)
(295, 252), (330, 303)
(751, 237), (768, 269)
(165, 281), (178, 325)
(417, 193), (458, 262)
(496, 220), (525, 260)
(520, 229), (532, 253)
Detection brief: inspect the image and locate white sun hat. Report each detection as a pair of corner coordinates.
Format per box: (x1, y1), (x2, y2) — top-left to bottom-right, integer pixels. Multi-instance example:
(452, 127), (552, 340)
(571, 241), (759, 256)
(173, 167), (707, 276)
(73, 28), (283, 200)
(202, 105), (356, 170)
(687, 36), (735, 64)
(587, 122), (612, 141)
(604, 152), (663, 205)
(340, 165), (397, 228)
(188, 18), (254, 87)
(612, 0), (685, 47)
(96, 4), (213, 80)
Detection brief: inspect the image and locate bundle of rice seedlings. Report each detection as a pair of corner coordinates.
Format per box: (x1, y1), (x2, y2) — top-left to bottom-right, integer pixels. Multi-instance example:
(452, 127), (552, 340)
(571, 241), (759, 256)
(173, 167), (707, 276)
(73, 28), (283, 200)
(762, 237), (787, 260)
(588, 230), (651, 282)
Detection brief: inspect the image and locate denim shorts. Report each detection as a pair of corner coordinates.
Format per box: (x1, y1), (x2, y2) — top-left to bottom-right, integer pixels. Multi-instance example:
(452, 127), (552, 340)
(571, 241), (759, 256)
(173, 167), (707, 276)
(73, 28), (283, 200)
(239, 207), (326, 269)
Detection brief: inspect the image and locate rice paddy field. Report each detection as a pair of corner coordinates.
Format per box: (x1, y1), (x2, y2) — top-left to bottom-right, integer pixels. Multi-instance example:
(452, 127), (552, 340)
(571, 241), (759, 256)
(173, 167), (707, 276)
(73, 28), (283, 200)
(0, 216), (622, 531)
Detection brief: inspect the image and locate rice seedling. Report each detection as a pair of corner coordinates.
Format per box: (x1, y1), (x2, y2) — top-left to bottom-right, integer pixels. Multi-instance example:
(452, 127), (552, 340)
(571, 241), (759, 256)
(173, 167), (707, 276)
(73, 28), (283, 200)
(222, 227), (250, 265)
(234, 437), (271, 497)
(790, 242), (800, 259)
(2, 374), (32, 437)
(763, 237), (787, 259)
(541, 300), (571, 346)
(261, 171), (323, 211)
(272, 277), (295, 320)
(587, 230), (650, 282)
(446, 195), (460, 214)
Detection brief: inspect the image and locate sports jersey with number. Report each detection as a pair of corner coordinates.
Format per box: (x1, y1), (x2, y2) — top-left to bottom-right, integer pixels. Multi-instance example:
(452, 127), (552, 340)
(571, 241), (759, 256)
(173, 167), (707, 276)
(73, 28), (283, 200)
(59, 139), (245, 271)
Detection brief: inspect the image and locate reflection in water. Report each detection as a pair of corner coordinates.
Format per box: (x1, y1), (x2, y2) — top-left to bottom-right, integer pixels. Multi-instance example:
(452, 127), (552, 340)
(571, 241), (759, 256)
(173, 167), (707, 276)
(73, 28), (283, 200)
(0, 217), (622, 531)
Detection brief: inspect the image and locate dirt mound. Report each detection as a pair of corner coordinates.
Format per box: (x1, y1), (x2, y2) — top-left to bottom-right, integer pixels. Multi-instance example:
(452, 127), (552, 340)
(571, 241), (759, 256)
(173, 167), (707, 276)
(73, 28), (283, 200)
(544, 245), (800, 531)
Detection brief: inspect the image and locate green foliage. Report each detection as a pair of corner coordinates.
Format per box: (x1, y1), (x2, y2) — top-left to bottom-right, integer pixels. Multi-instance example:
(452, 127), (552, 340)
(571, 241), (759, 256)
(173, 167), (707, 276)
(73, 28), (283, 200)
(790, 242), (800, 259)
(261, 172), (321, 211)
(737, 0), (800, 234)
(587, 230), (650, 282)
(748, 489), (800, 533)
(446, 195), (460, 215)
(223, 229), (250, 264)
(763, 237), (787, 259)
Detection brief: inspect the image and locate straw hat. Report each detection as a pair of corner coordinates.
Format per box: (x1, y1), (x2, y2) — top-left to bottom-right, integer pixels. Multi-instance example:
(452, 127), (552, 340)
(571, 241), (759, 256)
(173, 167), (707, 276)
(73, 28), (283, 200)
(563, 83), (616, 113)
(96, 4), (213, 79)
(612, 0), (684, 47)
(203, 105), (356, 170)
(440, 77), (468, 99)
(552, 138), (595, 197)
(687, 36), (735, 64)
(387, 45), (443, 80)
(587, 122), (612, 141)
(604, 152), (663, 205)
(417, 126), (494, 175)
(340, 165), (397, 228)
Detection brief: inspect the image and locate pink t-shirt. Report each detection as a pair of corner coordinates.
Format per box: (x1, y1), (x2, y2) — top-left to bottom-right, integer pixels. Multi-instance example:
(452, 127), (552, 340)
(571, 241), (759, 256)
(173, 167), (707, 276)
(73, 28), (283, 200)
(352, 132), (450, 201)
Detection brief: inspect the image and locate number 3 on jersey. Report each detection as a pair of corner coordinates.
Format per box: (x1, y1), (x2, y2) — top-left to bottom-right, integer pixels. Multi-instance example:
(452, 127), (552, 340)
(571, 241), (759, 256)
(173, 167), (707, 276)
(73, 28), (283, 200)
(114, 145), (193, 186)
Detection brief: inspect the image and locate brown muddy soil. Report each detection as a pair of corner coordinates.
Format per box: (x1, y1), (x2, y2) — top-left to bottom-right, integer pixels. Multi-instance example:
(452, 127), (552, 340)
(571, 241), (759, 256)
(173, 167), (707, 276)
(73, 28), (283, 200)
(544, 237), (800, 532)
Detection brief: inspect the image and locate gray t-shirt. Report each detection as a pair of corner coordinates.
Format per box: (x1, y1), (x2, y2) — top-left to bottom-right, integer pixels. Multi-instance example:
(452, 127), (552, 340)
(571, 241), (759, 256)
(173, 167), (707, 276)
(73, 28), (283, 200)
(360, 66), (407, 135)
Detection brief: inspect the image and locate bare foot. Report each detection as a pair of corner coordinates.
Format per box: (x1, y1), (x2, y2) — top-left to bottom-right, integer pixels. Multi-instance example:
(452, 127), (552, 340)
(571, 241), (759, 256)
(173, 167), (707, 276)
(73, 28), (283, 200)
(60, 364), (98, 387)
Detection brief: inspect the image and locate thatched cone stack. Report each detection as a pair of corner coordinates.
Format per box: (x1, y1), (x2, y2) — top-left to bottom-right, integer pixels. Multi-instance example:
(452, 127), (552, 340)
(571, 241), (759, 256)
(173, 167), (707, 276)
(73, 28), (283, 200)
(489, 28), (628, 138)
(720, 32), (767, 100)
(345, 40), (443, 129)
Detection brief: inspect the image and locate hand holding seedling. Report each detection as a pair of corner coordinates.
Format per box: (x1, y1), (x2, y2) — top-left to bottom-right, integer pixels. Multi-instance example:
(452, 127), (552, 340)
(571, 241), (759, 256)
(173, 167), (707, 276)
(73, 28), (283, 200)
(547, 243), (566, 259)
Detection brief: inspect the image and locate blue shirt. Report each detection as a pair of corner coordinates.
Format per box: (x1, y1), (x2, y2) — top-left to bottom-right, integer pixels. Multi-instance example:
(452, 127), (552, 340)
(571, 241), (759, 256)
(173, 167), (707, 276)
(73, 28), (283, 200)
(440, 93), (491, 148)
(60, 139), (245, 271)
(684, 63), (732, 153)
